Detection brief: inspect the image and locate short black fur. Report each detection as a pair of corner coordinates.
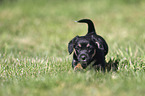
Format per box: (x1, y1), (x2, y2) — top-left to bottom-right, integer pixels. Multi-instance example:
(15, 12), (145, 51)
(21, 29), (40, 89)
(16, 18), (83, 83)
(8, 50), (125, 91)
(68, 19), (108, 71)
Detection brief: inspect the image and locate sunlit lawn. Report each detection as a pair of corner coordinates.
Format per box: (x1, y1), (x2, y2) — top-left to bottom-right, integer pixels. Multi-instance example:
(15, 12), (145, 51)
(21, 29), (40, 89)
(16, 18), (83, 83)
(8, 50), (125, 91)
(0, 0), (145, 96)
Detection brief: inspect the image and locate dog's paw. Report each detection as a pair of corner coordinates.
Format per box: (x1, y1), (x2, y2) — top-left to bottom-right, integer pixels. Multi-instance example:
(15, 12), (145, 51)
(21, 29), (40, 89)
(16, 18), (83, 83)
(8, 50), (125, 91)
(74, 63), (83, 71)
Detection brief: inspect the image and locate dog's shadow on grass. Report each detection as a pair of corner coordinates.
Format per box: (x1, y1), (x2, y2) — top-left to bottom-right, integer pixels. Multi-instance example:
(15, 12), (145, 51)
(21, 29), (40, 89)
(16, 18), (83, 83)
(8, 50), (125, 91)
(105, 57), (120, 72)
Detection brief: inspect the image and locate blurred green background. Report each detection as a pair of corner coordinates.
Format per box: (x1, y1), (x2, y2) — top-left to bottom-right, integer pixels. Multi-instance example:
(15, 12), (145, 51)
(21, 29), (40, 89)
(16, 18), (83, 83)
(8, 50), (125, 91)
(0, 0), (145, 96)
(0, 0), (144, 57)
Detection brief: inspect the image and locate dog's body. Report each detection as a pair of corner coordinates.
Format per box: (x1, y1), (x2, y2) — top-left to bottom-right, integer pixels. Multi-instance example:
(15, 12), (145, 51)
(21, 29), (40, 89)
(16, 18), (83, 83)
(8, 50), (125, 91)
(68, 19), (108, 71)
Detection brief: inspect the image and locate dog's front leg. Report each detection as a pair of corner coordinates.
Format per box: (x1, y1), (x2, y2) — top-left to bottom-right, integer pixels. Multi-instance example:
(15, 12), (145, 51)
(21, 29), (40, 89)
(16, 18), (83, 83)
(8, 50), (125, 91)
(93, 57), (106, 72)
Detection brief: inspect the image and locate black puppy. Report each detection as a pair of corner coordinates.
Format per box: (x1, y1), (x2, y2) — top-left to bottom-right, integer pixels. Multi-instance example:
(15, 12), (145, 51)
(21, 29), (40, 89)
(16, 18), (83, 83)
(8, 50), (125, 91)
(68, 19), (108, 71)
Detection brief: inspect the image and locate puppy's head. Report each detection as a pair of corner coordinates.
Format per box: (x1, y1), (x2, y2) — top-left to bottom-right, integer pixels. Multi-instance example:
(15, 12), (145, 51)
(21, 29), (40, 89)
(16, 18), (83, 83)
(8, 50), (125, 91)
(68, 36), (98, 68)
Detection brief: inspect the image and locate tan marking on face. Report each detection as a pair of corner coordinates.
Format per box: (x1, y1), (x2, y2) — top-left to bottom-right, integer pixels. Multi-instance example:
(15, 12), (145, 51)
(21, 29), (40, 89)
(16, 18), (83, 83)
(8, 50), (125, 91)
(92, 49), (96, 58)
(86, 43), (90, 47)
(74, 49), (77, 56)
(78, 44), (81, 47)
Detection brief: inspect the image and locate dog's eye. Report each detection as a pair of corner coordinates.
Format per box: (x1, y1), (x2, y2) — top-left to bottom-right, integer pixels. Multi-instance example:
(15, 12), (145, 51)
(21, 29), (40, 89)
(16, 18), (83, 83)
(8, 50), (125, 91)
(88, 47), (93, 52)
(76, 46), (81, 50)
(87, 46), (92, 49)
(88, 49), (92, 52)
(87, 46), (90, 49)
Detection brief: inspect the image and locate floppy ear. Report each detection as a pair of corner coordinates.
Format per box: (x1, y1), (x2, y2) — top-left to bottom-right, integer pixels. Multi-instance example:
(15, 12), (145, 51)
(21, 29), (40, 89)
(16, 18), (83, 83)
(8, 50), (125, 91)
(68, 36), (79, 54)
(91, 35), (104, 50)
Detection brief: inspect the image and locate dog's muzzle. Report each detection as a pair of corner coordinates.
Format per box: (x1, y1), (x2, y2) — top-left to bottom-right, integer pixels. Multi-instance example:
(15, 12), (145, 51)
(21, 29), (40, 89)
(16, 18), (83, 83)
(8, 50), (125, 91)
(79, 54), (88, 62)
(78, 53), (89, 68)
(80, 54), (87, 61)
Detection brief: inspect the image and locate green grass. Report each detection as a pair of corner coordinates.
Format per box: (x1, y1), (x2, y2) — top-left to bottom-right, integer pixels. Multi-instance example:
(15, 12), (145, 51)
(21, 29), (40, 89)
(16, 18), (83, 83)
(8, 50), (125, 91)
(0, 0), (145, 96)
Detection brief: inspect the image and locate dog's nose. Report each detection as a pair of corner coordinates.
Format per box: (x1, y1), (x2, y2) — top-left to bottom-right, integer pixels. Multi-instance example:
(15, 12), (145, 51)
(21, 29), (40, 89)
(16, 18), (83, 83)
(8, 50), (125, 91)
(80, 55), (87, 61)
(81, 55), (86, 60)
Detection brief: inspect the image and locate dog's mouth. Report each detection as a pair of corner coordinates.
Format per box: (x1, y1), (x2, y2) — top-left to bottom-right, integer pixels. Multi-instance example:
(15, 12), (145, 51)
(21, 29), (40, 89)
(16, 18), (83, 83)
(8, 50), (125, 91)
(79, 60), (88, 69)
